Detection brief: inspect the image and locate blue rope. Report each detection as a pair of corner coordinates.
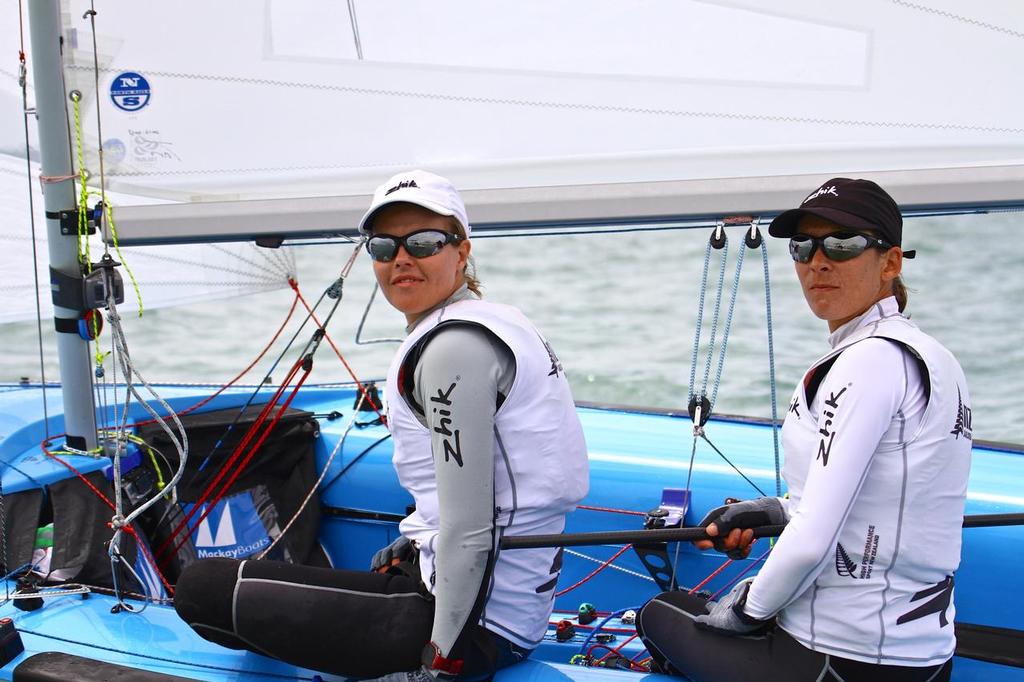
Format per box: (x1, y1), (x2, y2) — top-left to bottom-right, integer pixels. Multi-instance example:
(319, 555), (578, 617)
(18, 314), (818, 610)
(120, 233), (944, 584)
(699, 239), (729, 397)
(759, 241), (783, 497)
(688, 240), (713, 403)
(577, 605), (646, 655)
(709, 242), (746, 409)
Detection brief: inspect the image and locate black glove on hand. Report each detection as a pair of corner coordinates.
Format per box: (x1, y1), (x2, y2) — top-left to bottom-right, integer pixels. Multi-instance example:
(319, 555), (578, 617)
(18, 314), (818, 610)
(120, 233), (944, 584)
(370, 535), (415, 572)
(699, 497), (786, 559)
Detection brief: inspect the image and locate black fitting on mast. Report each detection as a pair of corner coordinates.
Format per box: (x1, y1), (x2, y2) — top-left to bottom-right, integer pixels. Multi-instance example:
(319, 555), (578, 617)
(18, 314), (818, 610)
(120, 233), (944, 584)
(46, 200), (104, 236)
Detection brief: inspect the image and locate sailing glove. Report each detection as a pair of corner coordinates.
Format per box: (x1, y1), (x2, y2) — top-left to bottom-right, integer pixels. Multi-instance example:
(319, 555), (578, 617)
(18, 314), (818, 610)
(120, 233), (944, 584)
(694, 578), (771, 636)
(370, 535), (415, 572)
(699, 497), (786, 559)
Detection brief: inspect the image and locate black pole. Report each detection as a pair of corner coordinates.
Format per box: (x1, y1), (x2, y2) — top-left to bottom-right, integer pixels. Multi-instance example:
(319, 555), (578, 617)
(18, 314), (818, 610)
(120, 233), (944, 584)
(499, 512), (1024, 550)
(499, 524), (786, 550)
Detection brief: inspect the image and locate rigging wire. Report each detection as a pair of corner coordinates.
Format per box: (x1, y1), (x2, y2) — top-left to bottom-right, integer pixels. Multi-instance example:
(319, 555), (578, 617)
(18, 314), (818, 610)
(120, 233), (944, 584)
(292, 281), (386, 424)
(156, 243), (365, 564)
(758, 234), (783, 497)
(11, 0), (38, 602)
(17, 0), (51, 441)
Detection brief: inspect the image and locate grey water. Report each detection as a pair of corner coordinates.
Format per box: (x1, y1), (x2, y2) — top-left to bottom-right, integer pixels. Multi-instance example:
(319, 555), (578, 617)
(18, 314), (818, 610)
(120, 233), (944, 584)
(2, 212), (1021, 444)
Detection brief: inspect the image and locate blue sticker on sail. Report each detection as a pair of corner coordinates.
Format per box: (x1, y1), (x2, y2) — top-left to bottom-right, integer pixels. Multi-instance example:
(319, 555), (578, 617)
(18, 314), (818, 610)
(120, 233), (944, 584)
(110, 71), (151, 112)
(104, 138), (126, 165)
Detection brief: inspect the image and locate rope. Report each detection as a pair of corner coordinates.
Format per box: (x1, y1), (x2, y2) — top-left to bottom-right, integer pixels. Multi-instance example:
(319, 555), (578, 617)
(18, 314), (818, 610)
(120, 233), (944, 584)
(319, 434), (392, 494)
(555, 544), (632, 597)
(155, 357), (304, 563)
(131, 289), (300, 430)
(167, 364), (314, 563)
(595, 632), (641, 665)
(707, 546), (772, 601)
(690, 225), (747, 416)
(709, 242), (746, 409)
(0, 455), (7, 603)
(759, 239), (783, 497)
(17, 21), (51, 440)
(577, 607), (644, 656)
(576, 504), (646, 516)
(687, 555), (735, 595)
(698, 237), (729, 398)
(564, 549), (654, 582)
(186, 245), (358, 478)
(688, 239), (714, 404)
(38, 441), (174, 595)
(256, 391), (367, 559)
(292, 280), (386, 425)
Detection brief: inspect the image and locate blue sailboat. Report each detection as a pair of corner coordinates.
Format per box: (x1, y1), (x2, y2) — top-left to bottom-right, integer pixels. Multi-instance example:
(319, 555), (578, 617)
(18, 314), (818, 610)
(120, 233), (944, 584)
(2, 1), (1022, 680)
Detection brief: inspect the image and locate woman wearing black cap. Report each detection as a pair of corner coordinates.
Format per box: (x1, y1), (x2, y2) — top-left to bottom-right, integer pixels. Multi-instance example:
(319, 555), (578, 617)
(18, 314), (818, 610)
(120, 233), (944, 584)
(637, 178), (971, 681)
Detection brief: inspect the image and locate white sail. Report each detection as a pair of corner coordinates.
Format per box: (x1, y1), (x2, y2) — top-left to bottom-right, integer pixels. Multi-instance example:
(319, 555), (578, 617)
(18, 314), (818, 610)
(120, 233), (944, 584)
(0, 153), (296, 324)
(2, 6), (299, 324)
(24, 0), (1021, 244)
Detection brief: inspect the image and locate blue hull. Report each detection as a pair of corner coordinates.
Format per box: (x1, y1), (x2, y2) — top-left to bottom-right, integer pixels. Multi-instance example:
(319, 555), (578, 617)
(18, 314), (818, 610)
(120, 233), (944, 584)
(0, 383), (1021, 681)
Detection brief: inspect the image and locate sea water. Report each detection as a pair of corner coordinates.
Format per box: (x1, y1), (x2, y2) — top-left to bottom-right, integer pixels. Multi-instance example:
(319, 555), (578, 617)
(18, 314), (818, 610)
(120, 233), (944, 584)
(2, 212), (1021, 444)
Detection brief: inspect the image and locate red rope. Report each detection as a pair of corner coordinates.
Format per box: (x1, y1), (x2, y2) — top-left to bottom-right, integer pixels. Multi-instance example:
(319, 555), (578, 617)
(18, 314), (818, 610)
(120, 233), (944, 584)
(688, 555), (735, 595)
(131, 290), (300, 429)
(596, 633), (639, 662)
(17, 0), (26, 61)
(290, 280), (386, 425)
(584, 642), (648, 671)
(708, 544), (770, 600)
(154, 357), (303, 562)
(40, 445), (174, 594)
(555, 544), (632, 597)
(158, 359), (313, 565)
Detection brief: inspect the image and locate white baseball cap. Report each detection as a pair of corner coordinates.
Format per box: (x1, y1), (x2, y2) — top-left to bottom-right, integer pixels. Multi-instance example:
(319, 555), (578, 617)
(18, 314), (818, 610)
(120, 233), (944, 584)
(358, 169), (470, 236)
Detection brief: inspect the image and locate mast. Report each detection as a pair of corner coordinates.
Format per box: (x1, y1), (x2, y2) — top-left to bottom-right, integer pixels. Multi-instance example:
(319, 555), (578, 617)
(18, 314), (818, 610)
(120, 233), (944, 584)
(28, 0), (98, 450)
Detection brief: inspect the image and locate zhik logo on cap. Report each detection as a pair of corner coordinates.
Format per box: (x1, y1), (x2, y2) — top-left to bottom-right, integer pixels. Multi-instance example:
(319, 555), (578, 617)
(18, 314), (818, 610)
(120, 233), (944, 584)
(385, 179), (419, 196)
(804, 185), (839, 204)
(358, 169), (470, 236)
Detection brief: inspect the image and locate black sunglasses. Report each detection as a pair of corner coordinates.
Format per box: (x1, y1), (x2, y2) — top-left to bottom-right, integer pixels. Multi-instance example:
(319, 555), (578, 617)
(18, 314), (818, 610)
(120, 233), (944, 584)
(366, 229), (462, 262)
(789, 232), (893, 264)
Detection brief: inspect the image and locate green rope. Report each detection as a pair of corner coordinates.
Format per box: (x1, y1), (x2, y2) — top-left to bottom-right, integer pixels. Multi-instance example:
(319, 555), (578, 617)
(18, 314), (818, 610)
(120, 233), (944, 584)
(102, 201), (144, 316)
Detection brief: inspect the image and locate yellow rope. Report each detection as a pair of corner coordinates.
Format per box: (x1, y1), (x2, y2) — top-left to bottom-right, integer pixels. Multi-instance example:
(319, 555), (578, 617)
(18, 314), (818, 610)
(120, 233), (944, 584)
(71, 97), (106, 367)
(102, 201), (144, 317)
(124, 433), (166, 491)
(71, 98), (90, 271)
(70, 96), (144, 373)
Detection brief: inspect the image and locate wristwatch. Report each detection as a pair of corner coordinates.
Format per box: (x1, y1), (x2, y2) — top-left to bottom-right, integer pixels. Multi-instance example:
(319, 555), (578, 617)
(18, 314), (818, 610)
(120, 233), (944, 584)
(422, 641), (464, 676)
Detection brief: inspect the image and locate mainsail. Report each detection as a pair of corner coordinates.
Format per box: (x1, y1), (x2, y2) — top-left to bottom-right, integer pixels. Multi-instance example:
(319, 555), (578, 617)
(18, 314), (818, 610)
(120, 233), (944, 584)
(22, 0), (1024, 244)
(0, 154), (296, 324)
(1, 13), (296, 324)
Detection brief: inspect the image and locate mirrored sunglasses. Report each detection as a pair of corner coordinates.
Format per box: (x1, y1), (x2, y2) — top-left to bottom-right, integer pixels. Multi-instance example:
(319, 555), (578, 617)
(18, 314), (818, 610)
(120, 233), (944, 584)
(789, 232), (893, 264)
(366, 229), (462, 263)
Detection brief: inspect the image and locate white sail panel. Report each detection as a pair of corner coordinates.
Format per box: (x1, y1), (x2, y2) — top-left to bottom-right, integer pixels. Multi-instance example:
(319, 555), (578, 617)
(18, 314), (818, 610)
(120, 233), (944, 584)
(12, 0), (1024, 241)
(0, 154), (296, 324)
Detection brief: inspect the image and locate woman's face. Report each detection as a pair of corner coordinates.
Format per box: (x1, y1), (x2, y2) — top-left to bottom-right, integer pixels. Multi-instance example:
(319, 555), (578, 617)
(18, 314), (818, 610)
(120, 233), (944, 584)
(370, 203), (470, 324)
(794, 216), (902, 332)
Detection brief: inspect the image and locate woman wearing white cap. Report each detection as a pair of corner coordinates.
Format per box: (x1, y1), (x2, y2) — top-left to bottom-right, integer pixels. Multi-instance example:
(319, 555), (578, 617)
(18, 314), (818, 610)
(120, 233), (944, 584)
(637, 178), (970, 681)
(175, 170), (589, 681)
